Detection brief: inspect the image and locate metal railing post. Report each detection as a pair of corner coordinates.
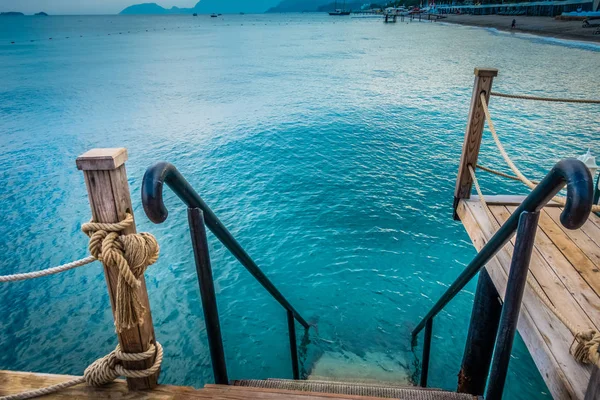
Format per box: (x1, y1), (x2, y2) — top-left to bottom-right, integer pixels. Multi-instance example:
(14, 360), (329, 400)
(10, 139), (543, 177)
(287, 310), (300, 380)
(486, 210), (540, 400)
(420, 318), (433, 387)
(188, 207), (229, 385)
(594, 173), (599, 205)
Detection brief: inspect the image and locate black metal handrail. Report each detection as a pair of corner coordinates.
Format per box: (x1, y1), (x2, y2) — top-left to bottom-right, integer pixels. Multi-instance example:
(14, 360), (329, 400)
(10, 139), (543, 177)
(142, 161), (309, 383)
(411, 158), (593, 399)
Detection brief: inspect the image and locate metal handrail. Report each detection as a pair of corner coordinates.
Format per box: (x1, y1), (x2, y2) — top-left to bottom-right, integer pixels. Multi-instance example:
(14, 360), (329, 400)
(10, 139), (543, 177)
(142, 161), (309, 382)
(411, 158), (593, 398)
(412, 158), (592, 336)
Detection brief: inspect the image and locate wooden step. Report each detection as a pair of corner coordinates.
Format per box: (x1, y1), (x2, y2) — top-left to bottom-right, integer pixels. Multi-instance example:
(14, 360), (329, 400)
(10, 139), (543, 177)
(0, 371), (480, 399)
(232, 379), (479, 399)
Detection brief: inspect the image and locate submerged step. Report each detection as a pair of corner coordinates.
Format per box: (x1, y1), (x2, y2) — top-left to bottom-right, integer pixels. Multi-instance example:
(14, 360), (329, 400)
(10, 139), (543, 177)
(307, 349), (413, 386)
(233, 379), (479, 399)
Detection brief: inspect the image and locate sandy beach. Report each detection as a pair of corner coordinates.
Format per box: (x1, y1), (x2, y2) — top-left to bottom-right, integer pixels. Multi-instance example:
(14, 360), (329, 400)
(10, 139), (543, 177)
(441, 14), (600, 43)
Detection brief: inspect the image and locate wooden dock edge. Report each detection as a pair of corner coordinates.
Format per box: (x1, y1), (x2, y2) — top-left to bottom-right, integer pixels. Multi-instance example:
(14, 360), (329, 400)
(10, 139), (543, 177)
(456, 199), (592, 400)
(0, 370), (206, 399)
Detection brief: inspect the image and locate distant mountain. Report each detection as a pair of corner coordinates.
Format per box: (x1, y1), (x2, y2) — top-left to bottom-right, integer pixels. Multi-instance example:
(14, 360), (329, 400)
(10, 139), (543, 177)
(266, 0), (329, 12)
(121, 0), (281, 14)
(35, 12), (49, 16)
(121, 3), (172, 14)
(0, 11), (25, 16)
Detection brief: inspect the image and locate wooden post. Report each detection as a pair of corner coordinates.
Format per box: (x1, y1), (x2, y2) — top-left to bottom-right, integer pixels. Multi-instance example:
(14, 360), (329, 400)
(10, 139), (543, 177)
(76, 148), (159, 390)
(457, 269), (502, 395)
(453, 67), (498, 220)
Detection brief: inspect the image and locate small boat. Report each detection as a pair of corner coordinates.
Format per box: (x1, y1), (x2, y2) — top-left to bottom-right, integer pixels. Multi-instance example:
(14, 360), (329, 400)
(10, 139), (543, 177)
(193, 13), (198, 16)
(329, 0), (350, 15)
(210, 13), (218, 17)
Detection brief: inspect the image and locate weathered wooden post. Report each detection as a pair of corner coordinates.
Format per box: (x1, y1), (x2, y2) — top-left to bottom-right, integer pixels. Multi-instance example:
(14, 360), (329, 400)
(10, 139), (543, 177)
(453, 67), (498, 220)
(454, 68), (500, 395)
(76, 148), (159, 390)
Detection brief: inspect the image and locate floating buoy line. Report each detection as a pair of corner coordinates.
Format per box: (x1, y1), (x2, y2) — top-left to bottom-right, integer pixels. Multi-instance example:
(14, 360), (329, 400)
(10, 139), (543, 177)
(5, 19), (349, 45)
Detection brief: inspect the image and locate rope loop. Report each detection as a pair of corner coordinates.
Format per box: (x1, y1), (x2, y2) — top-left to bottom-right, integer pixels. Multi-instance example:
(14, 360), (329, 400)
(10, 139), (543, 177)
(0, 342), (163, 400)
(84, 342), (163, 386)
(81, 214), (160, 332)
(572, 331), (600, 366)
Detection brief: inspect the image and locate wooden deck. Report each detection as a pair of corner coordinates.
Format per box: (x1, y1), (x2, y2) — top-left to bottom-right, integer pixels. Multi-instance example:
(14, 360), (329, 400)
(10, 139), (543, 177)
(0, 371), (384, 400)
(0, 371), (476, 400)
(456, 195), (600, 400)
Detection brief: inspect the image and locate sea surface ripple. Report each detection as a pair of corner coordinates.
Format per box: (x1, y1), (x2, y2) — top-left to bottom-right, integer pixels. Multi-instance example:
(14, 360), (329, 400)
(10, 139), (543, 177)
(1, 13), (598, 399)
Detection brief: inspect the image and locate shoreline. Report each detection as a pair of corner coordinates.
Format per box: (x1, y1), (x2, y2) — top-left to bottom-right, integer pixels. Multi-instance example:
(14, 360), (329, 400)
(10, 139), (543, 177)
(440, 14), (600, 44)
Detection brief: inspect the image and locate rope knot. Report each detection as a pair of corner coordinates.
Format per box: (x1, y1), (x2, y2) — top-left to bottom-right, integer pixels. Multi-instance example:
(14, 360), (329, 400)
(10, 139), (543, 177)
(83, 342), (163, 387)
(571, 330), (600, 366)
(82, 214), (160, 332)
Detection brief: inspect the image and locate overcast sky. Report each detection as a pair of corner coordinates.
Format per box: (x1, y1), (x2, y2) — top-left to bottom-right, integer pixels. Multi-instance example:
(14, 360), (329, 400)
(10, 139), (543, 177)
(0, 0), (199, 14)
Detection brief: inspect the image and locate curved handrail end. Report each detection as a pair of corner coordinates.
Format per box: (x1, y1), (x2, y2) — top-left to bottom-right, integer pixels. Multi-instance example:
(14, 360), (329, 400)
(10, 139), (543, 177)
(549, 159), (593, 230)
(142, 161), (173, 224)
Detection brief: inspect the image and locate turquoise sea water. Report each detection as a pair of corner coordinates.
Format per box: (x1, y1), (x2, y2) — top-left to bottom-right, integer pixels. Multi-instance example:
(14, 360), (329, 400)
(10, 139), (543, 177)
(1, 14), (599, 399)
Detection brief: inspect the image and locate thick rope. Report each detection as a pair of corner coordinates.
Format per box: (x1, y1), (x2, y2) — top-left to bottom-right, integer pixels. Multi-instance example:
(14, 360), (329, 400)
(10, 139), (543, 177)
(468, 166), (600, 367)
(81, 214), (160, 332)
(0, 256), (95, 282)
(0, 342), (163, 400)
(491, 91), (600, 104)
(480, 93), (600, 213)
(0, 214), (163, 399)
(476, 164), (539, 185)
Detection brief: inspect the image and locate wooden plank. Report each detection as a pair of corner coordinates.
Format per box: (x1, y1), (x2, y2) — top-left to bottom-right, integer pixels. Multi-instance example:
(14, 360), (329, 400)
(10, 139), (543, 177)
(496, 206), (597, 332)
(577, 214), (600, 249)
(203, 385), (474, 400)
(544, 207), (600, 269)
(77, 149), (159, 390)
(488, 205), (593, 330)
(465, 200), (596, 398)
(458, 200), (591, 399)
(589, 212), (600, 231)
(0, 371), (205, 399)
(76, 148), (128, 171)
(453, 68), (498, 218)
(536, 208), (600, 299)
(482, 195), (561, 207)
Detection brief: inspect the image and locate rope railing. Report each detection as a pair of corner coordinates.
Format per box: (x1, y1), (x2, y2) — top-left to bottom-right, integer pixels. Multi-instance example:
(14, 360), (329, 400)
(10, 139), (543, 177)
(480, 93), (600, 213)
(476, 164), (539, 185)
(473, 95), (600, 368)
(0, 214), (164, 400)
(0, 256), (95, 282)
(491, 91), (600, 104)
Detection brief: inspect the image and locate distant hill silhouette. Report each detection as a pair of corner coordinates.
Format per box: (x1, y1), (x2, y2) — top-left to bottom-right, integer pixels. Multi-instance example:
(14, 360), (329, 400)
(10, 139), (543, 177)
(121, 3), (170, 14)
(121, 0), (281, 14)
(0, 11), (25, 16)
